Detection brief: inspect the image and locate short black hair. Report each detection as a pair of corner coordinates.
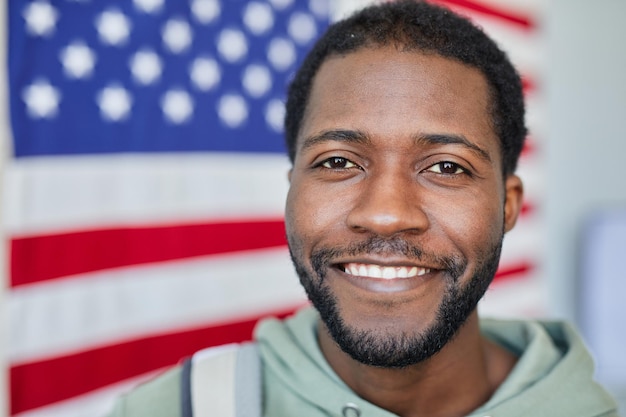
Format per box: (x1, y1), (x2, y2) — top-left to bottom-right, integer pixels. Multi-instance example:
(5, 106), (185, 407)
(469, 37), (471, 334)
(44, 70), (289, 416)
(285, 0), (527, 176)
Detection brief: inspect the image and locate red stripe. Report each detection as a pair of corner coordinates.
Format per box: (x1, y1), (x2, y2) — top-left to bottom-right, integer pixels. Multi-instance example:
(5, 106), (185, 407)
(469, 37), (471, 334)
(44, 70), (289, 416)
(9, 306), (300, 415)
(521, 137), (536, 158)
(520, 201), (534, 217)
(494, 260), (534, 282)
(10, 219), (287, 287)
(432, 0), (534, 29)
(522, 77), (535, 95)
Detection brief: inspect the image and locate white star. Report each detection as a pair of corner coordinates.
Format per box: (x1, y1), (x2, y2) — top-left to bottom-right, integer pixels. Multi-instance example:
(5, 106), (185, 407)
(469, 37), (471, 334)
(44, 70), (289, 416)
(267, 38), (296, 71)
(309, 0), (330, 18)
(23, 1), (58, 37)
(288, 12), (317, 44)
(97, 84), (133, 121)
(217, 94), (248, 128)
(133, 0), (164, 14)
(190, 57), (221, 91)
(59, 41), (97, 79)
(162, 18), (193, 54)
(22, 79), (61, 119)
(244, 2), (274, 35)
(217, 29), (248, 63)
(265, 99), (285, 132)
(129, 49), (162, 85)
(191, 0), (221, 24)
(96, 9), (131, 46)
(242, 64), (272, 98)
(269, 0), (293, 10)
(161, 89), (194, 124)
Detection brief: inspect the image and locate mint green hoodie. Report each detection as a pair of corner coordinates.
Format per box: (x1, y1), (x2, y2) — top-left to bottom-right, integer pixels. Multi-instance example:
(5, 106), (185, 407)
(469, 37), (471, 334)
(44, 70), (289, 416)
(256, 308), (618, 417)
(106, 308), (618, 416)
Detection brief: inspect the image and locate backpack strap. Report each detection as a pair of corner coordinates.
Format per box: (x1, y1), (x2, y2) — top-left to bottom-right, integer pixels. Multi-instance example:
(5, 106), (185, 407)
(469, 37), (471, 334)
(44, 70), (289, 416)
(180, 342), (261, 417)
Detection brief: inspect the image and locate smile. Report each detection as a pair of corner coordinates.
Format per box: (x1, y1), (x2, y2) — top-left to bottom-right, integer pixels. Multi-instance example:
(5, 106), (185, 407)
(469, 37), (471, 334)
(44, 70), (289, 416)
(341, 263), (431, 280)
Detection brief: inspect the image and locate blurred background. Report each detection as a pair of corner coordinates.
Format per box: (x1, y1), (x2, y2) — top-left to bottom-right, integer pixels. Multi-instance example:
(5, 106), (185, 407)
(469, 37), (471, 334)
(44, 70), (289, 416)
(0, 0), (624, 416)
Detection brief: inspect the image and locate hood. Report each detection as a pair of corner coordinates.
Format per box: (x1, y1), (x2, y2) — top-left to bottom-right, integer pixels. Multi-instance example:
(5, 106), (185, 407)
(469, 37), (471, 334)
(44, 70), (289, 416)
(255, 308), (617, 417)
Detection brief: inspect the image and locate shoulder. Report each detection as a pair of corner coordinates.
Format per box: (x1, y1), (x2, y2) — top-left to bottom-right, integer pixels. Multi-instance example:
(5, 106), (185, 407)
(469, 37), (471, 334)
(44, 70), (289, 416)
(105, 365), (183, 417)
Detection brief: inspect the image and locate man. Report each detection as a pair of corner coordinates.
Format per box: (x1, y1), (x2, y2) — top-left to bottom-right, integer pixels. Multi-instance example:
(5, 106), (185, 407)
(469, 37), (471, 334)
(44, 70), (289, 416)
(107, 1), (618, 416)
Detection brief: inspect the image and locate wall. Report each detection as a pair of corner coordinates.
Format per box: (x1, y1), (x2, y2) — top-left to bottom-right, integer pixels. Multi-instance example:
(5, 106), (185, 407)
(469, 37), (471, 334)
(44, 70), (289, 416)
(545, 0), (626, 408)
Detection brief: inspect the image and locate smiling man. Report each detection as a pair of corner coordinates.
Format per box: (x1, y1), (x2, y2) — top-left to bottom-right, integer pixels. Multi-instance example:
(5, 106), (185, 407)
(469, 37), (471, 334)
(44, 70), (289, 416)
(107, 1), (618, 416)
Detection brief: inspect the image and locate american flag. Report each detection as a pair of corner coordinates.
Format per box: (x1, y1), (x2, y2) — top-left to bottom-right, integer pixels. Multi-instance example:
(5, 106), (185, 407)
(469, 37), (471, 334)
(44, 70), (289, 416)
(4, 0), (544, 416)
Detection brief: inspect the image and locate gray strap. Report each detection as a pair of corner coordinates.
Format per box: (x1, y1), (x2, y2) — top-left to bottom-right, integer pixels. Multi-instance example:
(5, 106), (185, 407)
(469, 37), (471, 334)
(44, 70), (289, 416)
(234, 343), (261, 417)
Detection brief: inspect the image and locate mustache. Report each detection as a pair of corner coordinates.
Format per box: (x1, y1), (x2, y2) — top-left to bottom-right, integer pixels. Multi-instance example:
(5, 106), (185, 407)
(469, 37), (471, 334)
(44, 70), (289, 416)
(310, 236), (466, 280)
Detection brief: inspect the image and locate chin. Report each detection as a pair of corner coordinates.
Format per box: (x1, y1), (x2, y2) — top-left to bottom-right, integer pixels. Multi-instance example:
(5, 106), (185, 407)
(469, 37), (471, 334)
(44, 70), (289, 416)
(289, 237), (503, 368)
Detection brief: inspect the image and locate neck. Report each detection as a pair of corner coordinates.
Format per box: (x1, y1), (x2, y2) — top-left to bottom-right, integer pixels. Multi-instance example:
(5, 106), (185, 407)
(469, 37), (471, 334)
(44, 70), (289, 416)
(318, 311), (517, 417)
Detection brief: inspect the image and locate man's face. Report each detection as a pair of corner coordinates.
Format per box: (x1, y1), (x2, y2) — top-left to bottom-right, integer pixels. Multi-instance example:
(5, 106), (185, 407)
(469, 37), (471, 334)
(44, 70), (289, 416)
(285, 47), (522, 367)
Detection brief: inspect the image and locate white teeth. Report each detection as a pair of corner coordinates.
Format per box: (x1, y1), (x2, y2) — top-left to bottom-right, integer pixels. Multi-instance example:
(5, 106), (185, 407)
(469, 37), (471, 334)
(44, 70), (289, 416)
(370, 265), (382, 278)
(343, 263), (431, 279)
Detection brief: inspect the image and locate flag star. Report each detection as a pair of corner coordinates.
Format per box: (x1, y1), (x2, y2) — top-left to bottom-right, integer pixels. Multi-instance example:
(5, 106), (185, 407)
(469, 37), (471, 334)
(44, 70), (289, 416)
(22, 79), (61, 119)
(244, 2), (274, 35)
(162, 18), (193, 54)
(161, 89), (194, 124)
(191, 0), (221, 24)
(269, 0), (293, 10)
(265, 99), (285, 132)
(217, 94), (248, 128)
(267, 38), (296, 71)
(130, 49), (163, 85)
(308, 0), (330, 18)
(242, 64), (272, 98)
(60, 41), (97, 79)
(134, 0), (164, 14)
(190, 57), (221, 91)
(288, 12), (317, 44)
(97, 85), (133, 121)
(96, 9), (131, 46)
(217, 29), (248, 63)
(23, 1), (59, 37)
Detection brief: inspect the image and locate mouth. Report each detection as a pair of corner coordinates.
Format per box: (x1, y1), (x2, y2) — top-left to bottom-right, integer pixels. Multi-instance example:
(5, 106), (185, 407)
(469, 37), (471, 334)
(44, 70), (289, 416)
(339, 262), (432, 280)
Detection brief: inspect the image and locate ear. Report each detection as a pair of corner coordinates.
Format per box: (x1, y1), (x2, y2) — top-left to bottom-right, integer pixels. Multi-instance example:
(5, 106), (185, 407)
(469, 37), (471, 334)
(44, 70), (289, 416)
(503, 174), (524, 233)
(287, 168), (293, 183)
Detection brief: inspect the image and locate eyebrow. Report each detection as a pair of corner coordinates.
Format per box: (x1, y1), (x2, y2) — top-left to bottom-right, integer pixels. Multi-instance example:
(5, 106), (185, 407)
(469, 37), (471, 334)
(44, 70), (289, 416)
(299, 129), (492, 164)
(299, 129), (370, 153)
(414, 133), (492, 164)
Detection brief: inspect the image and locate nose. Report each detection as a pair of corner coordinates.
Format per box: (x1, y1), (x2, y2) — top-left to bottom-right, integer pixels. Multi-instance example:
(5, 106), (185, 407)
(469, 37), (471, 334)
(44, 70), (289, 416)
(346, 170), (429, 237)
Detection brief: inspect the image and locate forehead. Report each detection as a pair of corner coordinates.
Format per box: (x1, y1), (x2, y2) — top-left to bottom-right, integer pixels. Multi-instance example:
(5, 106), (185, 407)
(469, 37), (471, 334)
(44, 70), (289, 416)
(298, 46), (499, 160)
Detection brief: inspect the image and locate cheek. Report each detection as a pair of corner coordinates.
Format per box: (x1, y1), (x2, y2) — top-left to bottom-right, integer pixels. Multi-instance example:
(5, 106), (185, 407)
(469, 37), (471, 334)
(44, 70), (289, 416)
(429, 192), (504, 250)
(286, 180), (352, 240)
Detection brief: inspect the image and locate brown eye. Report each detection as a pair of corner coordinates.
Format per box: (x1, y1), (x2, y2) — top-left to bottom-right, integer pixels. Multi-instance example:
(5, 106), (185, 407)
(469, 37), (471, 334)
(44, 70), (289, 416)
(427, 161), (465, 175)
(321, 157), (358, 169)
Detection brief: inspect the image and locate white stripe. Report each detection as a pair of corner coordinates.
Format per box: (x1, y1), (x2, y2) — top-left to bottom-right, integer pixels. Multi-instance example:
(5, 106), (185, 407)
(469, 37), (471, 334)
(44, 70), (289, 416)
(9, 247), (307, 365)
(480, 276), (547, 318)
(3, 152), (291, 236)
(516, 156), (545, 208)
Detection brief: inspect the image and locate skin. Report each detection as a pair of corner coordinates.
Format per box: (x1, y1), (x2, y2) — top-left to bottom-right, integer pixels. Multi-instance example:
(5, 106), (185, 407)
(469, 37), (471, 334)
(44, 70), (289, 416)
(285, 46), (523, 417)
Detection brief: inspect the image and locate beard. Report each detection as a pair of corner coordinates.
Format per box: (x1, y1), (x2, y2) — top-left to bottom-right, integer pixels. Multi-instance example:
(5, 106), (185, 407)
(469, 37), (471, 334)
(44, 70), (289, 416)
(288, 234), (503, 368)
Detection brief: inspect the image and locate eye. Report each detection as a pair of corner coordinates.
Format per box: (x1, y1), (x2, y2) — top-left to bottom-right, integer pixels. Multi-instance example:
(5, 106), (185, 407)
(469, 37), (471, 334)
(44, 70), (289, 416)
(319, 157), (360, 170)
(426, 161), (466, 175)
